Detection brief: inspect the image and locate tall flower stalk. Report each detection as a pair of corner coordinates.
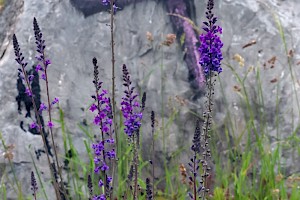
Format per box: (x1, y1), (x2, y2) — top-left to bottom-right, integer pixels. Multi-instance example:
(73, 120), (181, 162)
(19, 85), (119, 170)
(121, 64), (146, 200)
(33, 18), (67, 199)
(90, 58), (116, 199)
(189, 0), (223, 199)
(101, 1), (119, 193)
(102, 0), (118, 151)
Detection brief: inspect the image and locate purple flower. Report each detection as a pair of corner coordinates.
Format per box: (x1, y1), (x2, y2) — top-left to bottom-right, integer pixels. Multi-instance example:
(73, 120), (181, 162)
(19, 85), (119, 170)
(41, 73), (46, 80)
(25, 88), (32, 97)
(106, 149), (115, 159)
(102, 125), (109, 133)
(102, 89), (108, 94)
(98, 179), (104, 187)
(47, 121), (54, 128)
(93, 115), (101, 125)
(94, 157), (101, 165)
(28, 75), (34, 82)
(106, 118), (112, 126)
(99, 111), (106, 119)
(107, 176), (112, 184)
(105, 138), (114, 144)
(45, 59), (51, 67)
(94, 166), (101, 174)
(92, 194), (106, 200)
(199, 0), (223, 76)
(101, 163), (109, 171)
(90, 104), (97, 112)
(39, 103), (47, 112)
(51, 97), (59, 105)
(92, 141), (105, 156)
(30, 122), (37, 129)
(35, 64), (42, 72)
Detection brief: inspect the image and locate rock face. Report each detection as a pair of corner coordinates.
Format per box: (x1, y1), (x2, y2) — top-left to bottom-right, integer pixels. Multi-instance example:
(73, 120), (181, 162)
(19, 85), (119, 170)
(0, 0), (300, 198)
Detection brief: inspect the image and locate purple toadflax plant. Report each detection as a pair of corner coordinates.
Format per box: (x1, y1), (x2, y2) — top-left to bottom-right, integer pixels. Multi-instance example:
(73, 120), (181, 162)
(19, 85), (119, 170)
(13, 23), (63, 199)
(121, 64), (146, 199)
(90, 58), (116, 199)
(189, 0), (223, 199)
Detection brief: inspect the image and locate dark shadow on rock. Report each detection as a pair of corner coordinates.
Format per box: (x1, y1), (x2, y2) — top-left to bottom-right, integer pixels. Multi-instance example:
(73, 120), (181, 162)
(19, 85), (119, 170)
(15, 66), (53, 158)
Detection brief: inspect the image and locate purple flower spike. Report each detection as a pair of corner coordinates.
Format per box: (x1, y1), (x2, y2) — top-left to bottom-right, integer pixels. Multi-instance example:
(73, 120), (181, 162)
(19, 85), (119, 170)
(199, 0), (223, 76)
(31, 171), (38, 196)
(90, 58), (115, 198)
(33, 18), (45, 59)
(12, 34), (28, 69)
(121, 64), (143, 138)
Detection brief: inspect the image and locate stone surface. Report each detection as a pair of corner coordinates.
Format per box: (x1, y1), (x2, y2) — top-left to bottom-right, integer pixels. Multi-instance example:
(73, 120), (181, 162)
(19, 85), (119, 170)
(0, 0), (300, 198)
